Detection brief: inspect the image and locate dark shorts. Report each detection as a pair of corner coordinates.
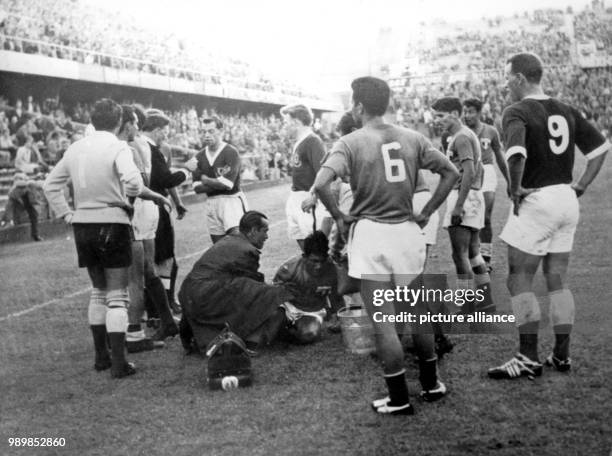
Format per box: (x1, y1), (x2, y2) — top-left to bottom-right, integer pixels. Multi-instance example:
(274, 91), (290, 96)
(73, 223), (134, 269)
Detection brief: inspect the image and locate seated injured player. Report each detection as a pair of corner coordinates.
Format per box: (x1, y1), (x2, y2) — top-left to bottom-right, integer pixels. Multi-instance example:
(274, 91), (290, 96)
(273, 231), (344, 344)
(178, 211), (289, 354)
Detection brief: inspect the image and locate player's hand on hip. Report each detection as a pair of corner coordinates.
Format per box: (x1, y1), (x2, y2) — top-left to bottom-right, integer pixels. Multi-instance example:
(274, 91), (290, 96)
(176, 204), (187, 219)
(451, 206), (463, 226)
(413, 212), (430, 229)
(336, 213), (356, 242)
(301, 194), (317, 213)
(511, 187), (538, 216)
(571, 183), (585, 198)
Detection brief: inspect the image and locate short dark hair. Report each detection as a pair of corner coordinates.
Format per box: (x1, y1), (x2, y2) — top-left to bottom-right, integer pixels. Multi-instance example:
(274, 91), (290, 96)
(142, 109), (170, 132)
(431, 97), (463, 115)
(507, 53), (543, 84)
(337, 111), (361, 136)
(119, 105), (136, 134)
(303, 231), (329, 257)
(463, 98), (483, 112)
(90, 98), (122, 132)
(133, 105), (146, 131)
(280, 104), (313, 126)
(351, 77), (390, 116)
(202, 116), (223, 130)
(239, 211), (268, 234)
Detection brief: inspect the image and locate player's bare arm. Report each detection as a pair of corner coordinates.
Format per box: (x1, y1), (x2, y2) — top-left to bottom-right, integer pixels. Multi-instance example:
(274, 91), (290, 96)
(313, 167), (354, 240)
(416, 162), (459, 228)
(137, 186), (172, 211)
(507, 154), (537, 215)
(572, 150), (609, 197)
(492, 132), (510, 191)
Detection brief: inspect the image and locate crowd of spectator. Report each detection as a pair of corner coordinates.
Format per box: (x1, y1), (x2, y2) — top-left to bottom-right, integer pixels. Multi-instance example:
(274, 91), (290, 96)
(0, 95), (335, 184)
(0, 0), (320, 99)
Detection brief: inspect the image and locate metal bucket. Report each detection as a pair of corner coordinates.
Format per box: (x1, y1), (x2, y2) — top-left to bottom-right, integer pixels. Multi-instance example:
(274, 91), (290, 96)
(337, 305), (376, 355)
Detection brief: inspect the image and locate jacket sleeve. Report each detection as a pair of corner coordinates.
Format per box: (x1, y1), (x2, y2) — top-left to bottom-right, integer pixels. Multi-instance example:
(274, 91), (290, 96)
(150, 147), (188, 191)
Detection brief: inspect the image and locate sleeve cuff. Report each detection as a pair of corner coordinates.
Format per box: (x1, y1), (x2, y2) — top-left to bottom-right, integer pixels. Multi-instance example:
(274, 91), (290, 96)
(585, 141), (610, 161)
(217, 176), (234, 189)
(505, 146), (527, 161)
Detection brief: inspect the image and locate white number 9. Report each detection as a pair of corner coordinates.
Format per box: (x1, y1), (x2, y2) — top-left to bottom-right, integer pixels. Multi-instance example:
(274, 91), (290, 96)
(381, 142), (406, 183)
(548, 115), (569, 155)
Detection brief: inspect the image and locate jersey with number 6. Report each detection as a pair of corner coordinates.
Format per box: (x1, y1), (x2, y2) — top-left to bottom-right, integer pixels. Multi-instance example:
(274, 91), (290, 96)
(502, 96), (608, 189)
(323, 124), (451, 223)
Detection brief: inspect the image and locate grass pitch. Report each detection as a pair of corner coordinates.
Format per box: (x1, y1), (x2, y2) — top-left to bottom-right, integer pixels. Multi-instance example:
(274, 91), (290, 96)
(1, 160), (611, 455)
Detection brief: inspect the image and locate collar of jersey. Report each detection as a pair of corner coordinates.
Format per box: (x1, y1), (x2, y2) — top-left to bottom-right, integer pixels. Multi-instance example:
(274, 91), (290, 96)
(142, 135), (156, 146)
(524, 94), (550, 100)
(293, 131), (313, 153)
(205, 141), (227, 165)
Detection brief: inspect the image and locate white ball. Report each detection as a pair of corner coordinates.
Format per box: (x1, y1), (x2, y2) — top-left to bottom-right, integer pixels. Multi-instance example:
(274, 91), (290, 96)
(221, 375), (239, 391)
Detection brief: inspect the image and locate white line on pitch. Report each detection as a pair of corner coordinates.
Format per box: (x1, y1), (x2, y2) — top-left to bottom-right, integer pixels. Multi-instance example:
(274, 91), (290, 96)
(0, 219), (286, 323)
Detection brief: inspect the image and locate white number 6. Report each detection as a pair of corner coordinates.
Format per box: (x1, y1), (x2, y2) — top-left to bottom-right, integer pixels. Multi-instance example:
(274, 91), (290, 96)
(548, 115), (569, 155)
(381, 142), (406, 183)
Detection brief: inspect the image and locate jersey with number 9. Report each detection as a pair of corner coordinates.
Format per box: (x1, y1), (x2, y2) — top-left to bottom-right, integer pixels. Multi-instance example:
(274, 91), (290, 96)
(502, 97), (607, 189)
(323, 124), (451, 223)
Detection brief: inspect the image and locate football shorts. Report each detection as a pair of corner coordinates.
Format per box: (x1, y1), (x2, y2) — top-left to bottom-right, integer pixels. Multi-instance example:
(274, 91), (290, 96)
(347, 218), (426, 282)
(413, 190), (439, 245)
(500, 184), (579, 256)
(206, 192), (248, 236)
(481, 164), (498, 193)
(443, 189), (485, 230)
(286, 190), (331, 240)
(73, 223), (133, 268)
(132, 199), (159, 241)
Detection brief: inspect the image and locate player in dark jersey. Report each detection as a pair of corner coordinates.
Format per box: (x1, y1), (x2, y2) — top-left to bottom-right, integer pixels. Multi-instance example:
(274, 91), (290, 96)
(185, 116), (247, 244)
(463, 98), (510, 272)
(281, 104), (330, 251)
(488, 53), (610, 380)
(313, 77), (459, 415)
(431, 97), (494, 314)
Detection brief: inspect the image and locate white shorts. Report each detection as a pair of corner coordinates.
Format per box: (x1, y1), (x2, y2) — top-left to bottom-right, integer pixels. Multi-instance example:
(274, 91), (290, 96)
(347, 218), (426, 281)
(413, 191), (439, 245)
(132, 199), (159, 241)
(500, 184), (579, 256)
(481, 164), (498, 193)
(206, 192), (248, 236)
(443, 189), (485, 230)
(286, 191), (331, 240)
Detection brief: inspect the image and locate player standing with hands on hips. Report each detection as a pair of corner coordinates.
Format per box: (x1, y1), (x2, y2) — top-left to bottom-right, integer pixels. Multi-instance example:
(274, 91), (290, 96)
(313, 77), (459, 415)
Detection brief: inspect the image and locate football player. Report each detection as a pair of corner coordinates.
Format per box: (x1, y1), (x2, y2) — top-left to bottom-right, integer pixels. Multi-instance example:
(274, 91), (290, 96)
(463, 98), (510, 272)
(281, 104), (331, 251)
(185, 116), (248, 244)
(431, 97), (494, 314)
(314, 77), (459, 415)
(488, 53), (610, 379)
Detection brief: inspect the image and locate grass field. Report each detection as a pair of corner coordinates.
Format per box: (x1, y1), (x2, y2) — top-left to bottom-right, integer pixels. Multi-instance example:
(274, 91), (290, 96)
(1, 159), (611, 456)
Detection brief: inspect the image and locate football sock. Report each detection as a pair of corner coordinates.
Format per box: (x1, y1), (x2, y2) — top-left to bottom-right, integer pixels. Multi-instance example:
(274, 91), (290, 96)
(383, 370), (410, 406)
(145, 277), (175, 328)
(105, 289), (129, 333)
(90, 325), (110, 365)
(550, 289), (575, 361)
(518, 322), (540, 361)
(87, 289), (107, 325)
(553, 327), (571, 361)
(418, 357), (438, 391)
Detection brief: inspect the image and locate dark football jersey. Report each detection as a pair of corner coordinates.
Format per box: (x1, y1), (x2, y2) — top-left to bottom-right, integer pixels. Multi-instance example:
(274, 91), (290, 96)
(473, 123), (501, 165)
(193, 142), (241, 196)
(502, 96), (608, 189)
(290, 133), (326, 191)
(447, 126), (484, 190)
(323, 124), (451, 223)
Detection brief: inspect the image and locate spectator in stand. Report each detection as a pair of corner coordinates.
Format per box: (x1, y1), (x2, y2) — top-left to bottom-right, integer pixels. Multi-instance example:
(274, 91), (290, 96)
(0, 172), (43, 241)
(14, 135), (47, 174)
